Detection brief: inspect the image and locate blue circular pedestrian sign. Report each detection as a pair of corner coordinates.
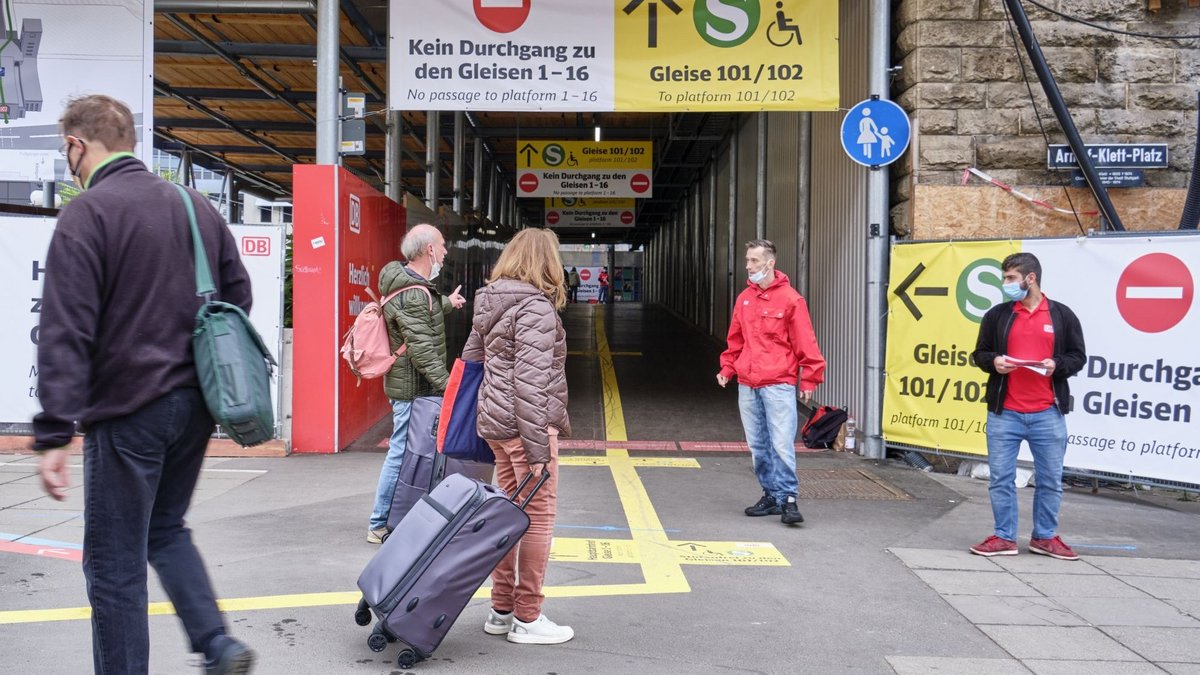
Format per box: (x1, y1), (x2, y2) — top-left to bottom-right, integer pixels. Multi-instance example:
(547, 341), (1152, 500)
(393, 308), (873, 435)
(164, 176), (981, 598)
(840, 98), (911, 167)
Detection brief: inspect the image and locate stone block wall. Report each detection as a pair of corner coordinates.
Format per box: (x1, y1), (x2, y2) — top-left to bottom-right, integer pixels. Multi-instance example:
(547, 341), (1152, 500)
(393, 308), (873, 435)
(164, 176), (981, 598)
(892, 0), (1199, 238)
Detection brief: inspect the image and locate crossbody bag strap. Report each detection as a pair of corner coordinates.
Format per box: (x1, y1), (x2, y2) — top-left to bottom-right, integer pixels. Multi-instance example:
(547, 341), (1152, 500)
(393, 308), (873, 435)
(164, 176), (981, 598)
(171, 182), (216, 300)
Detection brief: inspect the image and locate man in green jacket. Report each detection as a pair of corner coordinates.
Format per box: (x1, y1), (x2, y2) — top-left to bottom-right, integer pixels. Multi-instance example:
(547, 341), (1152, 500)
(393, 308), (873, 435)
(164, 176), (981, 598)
(368, 224), (465, 543)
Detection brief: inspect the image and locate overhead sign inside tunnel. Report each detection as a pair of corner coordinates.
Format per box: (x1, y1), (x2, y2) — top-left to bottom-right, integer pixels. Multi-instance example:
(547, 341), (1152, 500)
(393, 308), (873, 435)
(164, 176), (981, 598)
(883, 236), (1200, 487)
(517, 140), (652, 197)
(389, 0), (839, 112)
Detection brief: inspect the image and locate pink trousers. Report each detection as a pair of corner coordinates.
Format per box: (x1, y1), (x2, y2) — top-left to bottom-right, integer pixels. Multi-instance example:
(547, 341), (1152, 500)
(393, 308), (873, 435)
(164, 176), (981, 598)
(488, 428), (558, 623)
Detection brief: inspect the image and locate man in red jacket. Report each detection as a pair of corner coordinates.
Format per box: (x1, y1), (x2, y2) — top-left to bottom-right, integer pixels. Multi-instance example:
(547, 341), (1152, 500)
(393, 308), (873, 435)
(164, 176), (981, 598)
(717, 240), (826, 525)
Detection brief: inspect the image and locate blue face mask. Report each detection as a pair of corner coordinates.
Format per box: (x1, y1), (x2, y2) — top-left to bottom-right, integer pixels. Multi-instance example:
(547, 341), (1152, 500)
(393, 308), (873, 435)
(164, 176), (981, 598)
(1002, 281), (1028, 302)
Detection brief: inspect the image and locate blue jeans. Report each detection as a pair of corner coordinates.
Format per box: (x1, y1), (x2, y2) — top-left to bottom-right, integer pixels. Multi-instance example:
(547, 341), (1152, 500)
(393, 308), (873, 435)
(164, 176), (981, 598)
(737, 384), (799, 503)
(370, 399), (413, 530)
(598, 286), (609, 303)
(82, 388), (226, 674)
(986, 407), (1068, 541)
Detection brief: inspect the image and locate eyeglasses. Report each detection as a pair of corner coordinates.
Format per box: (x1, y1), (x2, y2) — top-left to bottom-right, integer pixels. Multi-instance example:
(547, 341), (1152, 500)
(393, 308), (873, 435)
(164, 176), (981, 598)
(59, 137), (86, 158)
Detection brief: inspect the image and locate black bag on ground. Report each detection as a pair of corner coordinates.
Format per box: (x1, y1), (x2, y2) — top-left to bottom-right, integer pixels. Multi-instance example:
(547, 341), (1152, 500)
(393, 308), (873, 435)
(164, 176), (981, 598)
(386, 396), (494, 531)
(801, 405), (848, 449)
(174, 183), (276, 447)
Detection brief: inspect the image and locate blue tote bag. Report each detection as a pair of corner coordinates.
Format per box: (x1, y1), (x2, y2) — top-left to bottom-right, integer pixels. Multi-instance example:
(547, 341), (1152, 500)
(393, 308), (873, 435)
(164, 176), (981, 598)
(436, 359), (494, 463)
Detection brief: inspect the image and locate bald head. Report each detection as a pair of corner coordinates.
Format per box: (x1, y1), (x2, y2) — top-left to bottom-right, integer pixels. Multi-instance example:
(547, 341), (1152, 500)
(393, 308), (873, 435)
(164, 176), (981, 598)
(401, 224), (443, 262)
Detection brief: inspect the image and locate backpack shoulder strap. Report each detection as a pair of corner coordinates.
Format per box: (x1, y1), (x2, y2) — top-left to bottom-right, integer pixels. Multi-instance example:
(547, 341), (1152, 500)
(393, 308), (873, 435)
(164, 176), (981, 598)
(382, 284), (434, 310)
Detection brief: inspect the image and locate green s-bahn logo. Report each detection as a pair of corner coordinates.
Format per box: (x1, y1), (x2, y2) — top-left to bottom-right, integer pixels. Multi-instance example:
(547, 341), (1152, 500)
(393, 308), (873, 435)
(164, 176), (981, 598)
(693, 0), (760, 48)
(956, 258), (1004, 323)
(542, 143), (565, 167)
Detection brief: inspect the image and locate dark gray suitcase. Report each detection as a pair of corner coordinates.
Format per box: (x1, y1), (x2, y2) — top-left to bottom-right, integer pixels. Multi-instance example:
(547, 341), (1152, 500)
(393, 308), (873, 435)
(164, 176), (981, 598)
(355, 471), (548, 668)
(387, 396), (494, 531)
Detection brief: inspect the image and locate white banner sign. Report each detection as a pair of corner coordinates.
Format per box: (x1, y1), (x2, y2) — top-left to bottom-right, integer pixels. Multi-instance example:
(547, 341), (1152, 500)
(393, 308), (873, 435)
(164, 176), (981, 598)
(1, 217), (285, 431)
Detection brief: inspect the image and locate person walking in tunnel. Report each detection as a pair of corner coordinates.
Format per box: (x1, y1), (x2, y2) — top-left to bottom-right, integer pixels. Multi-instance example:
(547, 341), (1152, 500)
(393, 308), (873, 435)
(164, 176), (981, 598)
(717, 239), (826, 526)
(598, 266), (610, 304)
(568, 266), (581, 303)
(969, 252), (1086, 561)
(368, 224), (466, 544)
(464, 228), (574, 645)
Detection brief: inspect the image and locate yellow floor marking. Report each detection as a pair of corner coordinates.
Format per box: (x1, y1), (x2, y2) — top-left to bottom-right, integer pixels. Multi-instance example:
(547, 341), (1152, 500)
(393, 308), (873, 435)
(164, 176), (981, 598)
(558, 456), (701, 468)
(548, 538), (788, 566)
(0, 311), (788, 626)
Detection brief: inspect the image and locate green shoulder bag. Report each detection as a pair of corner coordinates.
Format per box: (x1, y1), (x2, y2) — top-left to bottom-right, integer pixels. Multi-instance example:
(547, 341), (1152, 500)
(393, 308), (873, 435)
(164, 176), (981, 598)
(174, 183), (277, 446)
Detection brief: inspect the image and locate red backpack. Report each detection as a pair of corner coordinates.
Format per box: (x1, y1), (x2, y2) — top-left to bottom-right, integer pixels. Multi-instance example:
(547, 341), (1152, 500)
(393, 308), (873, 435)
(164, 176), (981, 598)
(340, 285), (433, 385)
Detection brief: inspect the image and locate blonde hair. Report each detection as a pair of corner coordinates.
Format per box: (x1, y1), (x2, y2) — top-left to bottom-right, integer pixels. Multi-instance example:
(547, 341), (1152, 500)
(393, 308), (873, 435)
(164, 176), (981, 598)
(488, 229), (567, 309)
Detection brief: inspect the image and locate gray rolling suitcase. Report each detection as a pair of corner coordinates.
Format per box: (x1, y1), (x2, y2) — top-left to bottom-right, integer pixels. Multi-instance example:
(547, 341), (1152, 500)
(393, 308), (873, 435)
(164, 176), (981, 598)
(386, 396), (494, 532)
(355, 471), (548, 668)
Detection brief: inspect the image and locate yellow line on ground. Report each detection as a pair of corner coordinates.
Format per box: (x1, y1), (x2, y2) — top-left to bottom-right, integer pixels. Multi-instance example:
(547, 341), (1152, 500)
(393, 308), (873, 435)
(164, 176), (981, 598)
(0, 313), (696, 627)
(595, 314), (690, 595)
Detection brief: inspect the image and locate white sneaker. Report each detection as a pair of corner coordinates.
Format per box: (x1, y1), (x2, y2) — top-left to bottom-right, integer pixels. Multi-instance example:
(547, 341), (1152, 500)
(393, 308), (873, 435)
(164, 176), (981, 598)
(483, 608), (513, 635)
(506, 614), (574, 645)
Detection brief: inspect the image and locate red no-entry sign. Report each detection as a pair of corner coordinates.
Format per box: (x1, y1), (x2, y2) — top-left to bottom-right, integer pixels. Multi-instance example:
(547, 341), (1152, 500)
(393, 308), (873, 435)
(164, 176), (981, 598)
(518, 173), (539, 193)
(1115, 252), (1194, 333)
(579, 268), (591, 281)
(473, 0), (531, 34)
(630, 173), (650, 194)
(620, 210), (634, 225)
(546, 210), (560, 225)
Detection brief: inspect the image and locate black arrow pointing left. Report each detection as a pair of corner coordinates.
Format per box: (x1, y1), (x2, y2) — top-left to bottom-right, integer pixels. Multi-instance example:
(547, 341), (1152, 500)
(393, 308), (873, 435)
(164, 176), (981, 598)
(893, 263), (948, 321)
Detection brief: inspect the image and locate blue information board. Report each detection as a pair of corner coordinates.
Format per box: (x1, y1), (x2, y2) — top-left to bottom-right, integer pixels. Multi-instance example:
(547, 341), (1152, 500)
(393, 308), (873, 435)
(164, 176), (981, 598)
(840, 98), (911, 168)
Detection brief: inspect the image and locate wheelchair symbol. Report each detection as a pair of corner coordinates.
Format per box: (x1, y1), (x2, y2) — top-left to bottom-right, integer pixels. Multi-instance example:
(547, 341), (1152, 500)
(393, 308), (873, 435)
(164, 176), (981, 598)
(567, 152), (579, 167)
(766, 1), (802, 47)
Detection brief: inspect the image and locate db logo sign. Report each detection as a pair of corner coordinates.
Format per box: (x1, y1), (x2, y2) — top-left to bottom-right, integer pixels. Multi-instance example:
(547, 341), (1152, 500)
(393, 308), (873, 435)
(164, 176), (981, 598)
(348, 193), (362, 234)
(241, 237), (271, 256)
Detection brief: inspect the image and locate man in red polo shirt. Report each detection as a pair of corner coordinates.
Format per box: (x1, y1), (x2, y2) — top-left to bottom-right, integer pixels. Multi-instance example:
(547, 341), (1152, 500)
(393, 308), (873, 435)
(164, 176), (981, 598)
(969, 252), (1087, 560)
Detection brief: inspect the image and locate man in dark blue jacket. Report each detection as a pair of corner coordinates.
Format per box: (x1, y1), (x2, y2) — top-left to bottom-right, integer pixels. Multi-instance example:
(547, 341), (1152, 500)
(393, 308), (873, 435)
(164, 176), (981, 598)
(969, 252), (1086, 561)
(34, 95), (256, 674)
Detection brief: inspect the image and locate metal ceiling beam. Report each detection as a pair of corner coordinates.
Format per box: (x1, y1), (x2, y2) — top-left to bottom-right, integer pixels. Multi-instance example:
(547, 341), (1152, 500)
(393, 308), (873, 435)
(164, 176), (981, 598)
(155, 39), (382, 62)
(339, 0), (381, 48)
(154, 81), (302, 164)
(163, 14), (316, 123)
(155, 0), (314, 12)
(174, 143), (385, 160)
(156, 117), (314, 133)
(468, 127), (659, 139)
(154, 129), (288, 196)
(160, 86), (382, 105)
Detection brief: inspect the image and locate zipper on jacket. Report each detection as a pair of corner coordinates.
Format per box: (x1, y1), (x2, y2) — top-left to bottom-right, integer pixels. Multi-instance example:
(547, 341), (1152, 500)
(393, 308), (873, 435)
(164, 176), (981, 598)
(378, 486), (485, 614)
(995, 310), (1017, 413)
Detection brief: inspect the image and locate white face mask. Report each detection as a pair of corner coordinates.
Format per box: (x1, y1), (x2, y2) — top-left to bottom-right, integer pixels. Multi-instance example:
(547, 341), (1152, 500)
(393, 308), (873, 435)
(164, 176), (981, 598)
(429, 260), (442, 280)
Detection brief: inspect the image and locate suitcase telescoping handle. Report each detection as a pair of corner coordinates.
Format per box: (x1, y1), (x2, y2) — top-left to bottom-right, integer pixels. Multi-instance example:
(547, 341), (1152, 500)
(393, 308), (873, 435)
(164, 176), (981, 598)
(511, 470), (551, 511)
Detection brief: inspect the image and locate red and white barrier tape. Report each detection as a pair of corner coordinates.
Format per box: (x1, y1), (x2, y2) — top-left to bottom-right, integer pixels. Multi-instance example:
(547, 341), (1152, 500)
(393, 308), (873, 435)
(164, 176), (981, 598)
(961, 167), (1099, 217)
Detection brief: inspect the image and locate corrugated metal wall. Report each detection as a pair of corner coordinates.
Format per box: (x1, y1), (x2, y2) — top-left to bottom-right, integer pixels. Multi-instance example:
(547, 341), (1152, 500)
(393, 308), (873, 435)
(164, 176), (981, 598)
(714, 148), (732, 333)
(764, 112), (804, 293)
(809, 0), (870, 418)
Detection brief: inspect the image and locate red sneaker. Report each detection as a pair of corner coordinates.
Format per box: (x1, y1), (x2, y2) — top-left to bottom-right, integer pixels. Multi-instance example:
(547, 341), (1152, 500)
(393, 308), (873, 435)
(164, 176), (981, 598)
(1029, 535), (1080, 561)
(969, 535), (1018, 557)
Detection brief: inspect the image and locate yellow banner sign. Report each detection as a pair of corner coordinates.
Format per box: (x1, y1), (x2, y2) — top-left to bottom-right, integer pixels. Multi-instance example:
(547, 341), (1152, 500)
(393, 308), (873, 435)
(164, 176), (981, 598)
(883, 241), (1021, 455)
(613, 0), (839, 111)
(518, 141), (651, 170)
(545, 197), (637, 209)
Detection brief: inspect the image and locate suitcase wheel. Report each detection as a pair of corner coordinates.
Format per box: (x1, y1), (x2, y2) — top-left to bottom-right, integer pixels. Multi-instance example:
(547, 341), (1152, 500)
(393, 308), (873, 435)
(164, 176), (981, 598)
(354, 598), (372, 626)
(367, 631), (388, 652)
(397, 648), (419, 669)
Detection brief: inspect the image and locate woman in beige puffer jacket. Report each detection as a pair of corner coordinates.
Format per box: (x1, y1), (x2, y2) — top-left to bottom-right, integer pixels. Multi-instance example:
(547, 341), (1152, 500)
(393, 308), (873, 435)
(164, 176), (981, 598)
(462, 228), (574, 645)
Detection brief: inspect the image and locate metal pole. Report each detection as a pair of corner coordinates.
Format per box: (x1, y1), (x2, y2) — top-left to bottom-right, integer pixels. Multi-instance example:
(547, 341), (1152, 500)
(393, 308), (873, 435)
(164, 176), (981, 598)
(41, 181), (55, 208)
(796, 113), (811, 297)
(728, 126), (738, 312)
(1002, 0), (1124, 231)
(228, 178), (241, 223)
(708, 161), (717, 336)
(453, 111), (465, 215)
(488, 167), (497, 224)
(473, 136), (484, 213)
(863, 0), (891, 460)
(386, 110), (402, 202)
(755, 112), (766, 239)
(425, 110), (440, 210)
(314, 0), (339, 165)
